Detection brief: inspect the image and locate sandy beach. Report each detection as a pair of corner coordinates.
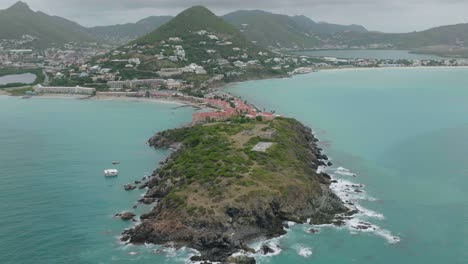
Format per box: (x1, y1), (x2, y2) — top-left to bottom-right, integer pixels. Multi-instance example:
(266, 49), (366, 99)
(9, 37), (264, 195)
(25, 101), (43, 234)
(316, 65), (468, 73)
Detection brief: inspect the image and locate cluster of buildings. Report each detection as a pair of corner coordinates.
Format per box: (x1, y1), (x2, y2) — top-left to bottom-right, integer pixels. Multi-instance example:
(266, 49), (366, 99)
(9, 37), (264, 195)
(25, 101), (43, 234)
(107, 78), (184, 90)
(33, 84), (96, 95)
(192, 98), (277, 124)
(0, 41), (110, 71)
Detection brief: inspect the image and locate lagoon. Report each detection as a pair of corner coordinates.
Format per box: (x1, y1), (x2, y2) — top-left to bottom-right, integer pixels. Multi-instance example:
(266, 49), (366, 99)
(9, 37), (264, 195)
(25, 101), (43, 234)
(0, 73), (37, 85)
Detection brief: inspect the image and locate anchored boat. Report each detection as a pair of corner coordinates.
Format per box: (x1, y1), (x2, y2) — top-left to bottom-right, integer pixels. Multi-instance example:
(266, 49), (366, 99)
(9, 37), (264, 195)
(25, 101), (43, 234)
(104, 169), (119, 177)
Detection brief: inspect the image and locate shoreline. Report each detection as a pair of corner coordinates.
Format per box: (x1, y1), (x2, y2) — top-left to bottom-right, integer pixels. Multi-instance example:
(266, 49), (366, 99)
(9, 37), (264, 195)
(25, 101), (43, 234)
(123, 118), (350, 263)
(315, 65), (468, 73)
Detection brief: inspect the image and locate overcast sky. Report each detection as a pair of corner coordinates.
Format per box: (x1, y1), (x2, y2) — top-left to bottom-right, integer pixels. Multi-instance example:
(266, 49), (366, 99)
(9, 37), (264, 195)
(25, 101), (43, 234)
(2, 0), (467, 32)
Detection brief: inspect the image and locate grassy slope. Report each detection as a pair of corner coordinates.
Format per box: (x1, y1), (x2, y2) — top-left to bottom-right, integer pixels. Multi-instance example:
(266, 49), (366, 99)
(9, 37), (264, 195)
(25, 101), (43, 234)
(223, 10), (367, 49)
(155, 118), (324, 216)
(336, 23), (468, 49)
(136, 6), (249, 44)
(223, 10), (321, 49)
(87, 16), (173, 43)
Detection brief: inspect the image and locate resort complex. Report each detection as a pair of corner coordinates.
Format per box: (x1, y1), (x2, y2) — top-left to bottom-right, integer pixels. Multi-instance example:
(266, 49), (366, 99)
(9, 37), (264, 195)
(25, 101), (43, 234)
(33, 84), (96, 95)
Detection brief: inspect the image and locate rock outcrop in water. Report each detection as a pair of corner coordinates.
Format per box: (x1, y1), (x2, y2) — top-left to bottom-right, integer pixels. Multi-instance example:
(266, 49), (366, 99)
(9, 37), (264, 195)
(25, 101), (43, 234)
(122, 118), (348, 263)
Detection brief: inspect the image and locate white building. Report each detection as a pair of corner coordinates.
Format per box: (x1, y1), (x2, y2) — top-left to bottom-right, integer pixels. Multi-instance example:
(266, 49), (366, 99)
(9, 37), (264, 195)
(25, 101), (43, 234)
(34, 85), (95, 95)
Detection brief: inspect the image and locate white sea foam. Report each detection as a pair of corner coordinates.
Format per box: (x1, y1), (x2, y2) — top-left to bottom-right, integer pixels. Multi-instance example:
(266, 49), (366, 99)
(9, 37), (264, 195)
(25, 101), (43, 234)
(297, 246), (313, 257)
(248, 235), (284, 258)
(334, 167), (357, 176)
(316, 166), (326, 174)
(319, 166), (401, 244)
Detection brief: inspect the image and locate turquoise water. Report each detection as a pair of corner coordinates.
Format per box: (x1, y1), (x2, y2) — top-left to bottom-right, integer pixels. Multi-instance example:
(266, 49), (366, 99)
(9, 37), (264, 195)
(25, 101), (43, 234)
(1, 68), (468, 264)
(0, 97), (197, 264)
(0, 73), (37, 85)
(227, 68), (468, 263)
(291, 49), (445, 60)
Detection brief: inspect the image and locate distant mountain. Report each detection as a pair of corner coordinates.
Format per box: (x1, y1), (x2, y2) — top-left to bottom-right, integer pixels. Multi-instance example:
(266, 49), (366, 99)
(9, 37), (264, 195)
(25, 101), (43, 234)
(87, 16), (173, 45)
(222, 10), (367, 49)
(341, 24), (468, 49)
(290, 15), (367, 35)
(0, 1), (95, 47)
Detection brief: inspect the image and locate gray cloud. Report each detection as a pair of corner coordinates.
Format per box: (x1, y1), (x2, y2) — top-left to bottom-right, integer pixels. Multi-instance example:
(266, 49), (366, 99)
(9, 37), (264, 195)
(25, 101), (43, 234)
(1, 0), (467, 32)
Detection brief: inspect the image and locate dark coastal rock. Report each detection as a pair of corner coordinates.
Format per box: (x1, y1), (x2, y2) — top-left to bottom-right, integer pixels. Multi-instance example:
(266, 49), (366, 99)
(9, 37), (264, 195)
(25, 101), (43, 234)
(317, 173), (332, 184)
(260, 244), (275, 255)
(138, 198), (155, 204)
(308, 228), (320, 234)
(124, 184), (137, 191)
(327, 161), (333, 166)
(332, 219), (346, 226)
(353, 222), (373, 230)
(123, 119), (348, 263)
(225, 255), (256, 264)
(119, 212), (136, 221)
(134, 180), (141, 184)
(344, 209), (359, 216)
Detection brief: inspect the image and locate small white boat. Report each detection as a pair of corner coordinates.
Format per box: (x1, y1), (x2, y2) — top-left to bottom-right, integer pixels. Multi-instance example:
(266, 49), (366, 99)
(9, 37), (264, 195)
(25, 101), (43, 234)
(104, 169), (119, 177)
(112, 161), (120, 165)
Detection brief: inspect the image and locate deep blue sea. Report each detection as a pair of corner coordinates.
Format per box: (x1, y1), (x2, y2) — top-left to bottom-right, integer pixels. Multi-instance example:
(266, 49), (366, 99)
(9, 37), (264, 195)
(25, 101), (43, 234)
(1, 67), (467, 263)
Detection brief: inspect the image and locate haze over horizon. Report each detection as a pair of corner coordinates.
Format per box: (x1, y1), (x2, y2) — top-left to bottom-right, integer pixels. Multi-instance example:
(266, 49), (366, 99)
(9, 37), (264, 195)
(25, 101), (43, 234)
(1, 0), (467, 33)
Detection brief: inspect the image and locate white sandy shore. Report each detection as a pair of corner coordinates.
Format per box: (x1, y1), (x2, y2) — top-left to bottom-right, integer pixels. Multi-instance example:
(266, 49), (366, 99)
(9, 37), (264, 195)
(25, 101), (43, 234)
(91, 96), (206, 109)
(316, 65), (468, 73)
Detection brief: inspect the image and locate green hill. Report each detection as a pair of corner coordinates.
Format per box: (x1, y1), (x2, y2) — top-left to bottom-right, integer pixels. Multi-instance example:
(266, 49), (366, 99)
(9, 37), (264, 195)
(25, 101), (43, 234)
(330, 23), (468, 50)
(223, 10), (367, 49)
(0, 1), (95, 48)
(135, 6), (257, 49)
(92, 6), (287, 87)
(87, 16), (173, 45)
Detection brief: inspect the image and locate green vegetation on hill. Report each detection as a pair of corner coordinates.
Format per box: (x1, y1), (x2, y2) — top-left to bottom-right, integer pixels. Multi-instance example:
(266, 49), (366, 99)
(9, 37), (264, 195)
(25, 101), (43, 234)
(0, 2), (95, 48)
(87, 16), (173, 44)
(332, 23), (468, 51)
(136, 6), (250, 45)
(93, 5), (285, 86)
(223, 10), (367, 49)
(132, 5), (266, 62)
(126, 118), (346, 262)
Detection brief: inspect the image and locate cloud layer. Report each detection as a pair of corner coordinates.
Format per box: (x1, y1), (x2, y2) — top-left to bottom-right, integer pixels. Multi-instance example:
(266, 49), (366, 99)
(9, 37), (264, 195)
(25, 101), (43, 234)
(1, 0), (467, 32)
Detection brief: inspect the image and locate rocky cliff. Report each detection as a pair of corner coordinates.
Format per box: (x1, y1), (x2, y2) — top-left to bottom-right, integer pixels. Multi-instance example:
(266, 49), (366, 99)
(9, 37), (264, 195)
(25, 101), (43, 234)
(122, 118), (348, 263)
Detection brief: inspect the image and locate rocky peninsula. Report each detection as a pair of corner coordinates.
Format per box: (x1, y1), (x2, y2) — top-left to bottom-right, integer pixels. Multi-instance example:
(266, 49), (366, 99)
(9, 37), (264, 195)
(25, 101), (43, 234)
(121, 117), (350, 263)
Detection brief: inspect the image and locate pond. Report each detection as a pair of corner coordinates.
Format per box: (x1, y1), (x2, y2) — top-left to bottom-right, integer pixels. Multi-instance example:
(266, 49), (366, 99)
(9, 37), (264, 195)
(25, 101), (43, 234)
(0, 73), (37, 85)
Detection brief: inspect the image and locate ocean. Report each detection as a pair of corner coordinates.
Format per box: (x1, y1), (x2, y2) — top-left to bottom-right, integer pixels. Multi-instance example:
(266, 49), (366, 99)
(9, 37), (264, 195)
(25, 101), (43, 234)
(0, 97), (197, 264)
(227, 67), (468, 264)
(1, 67), (467, 263)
